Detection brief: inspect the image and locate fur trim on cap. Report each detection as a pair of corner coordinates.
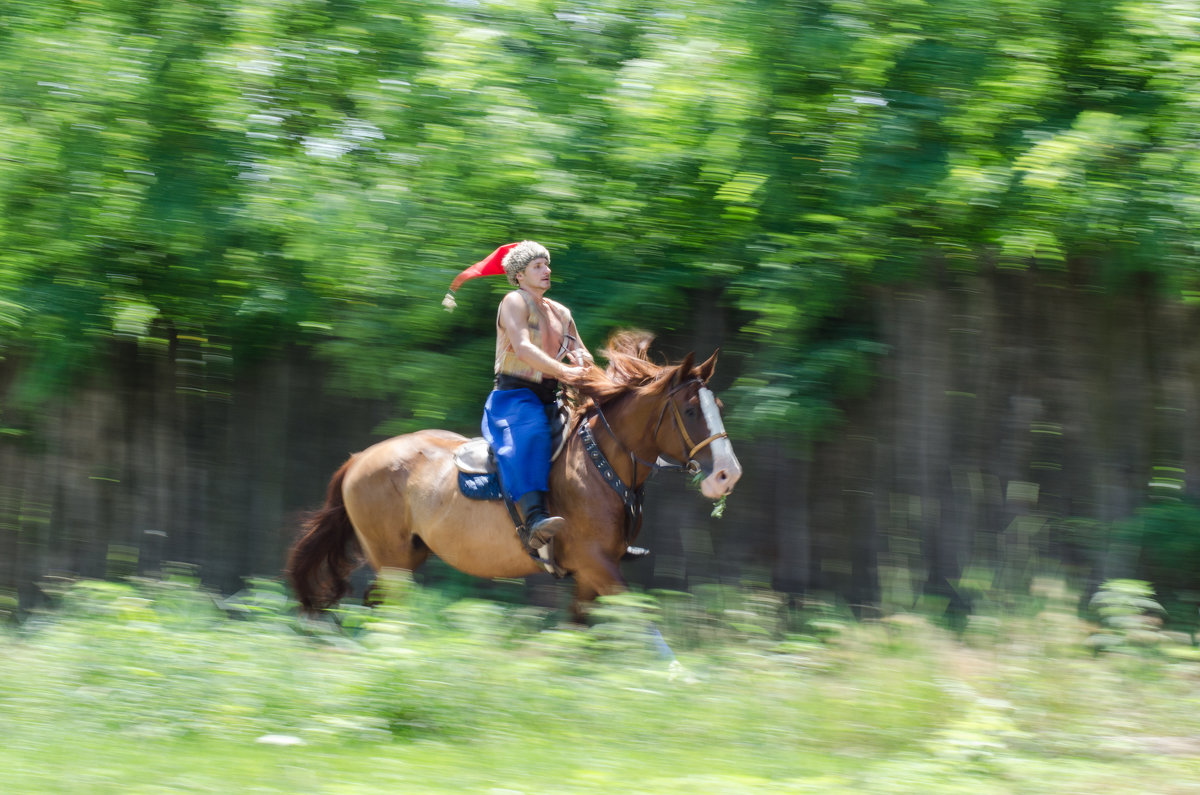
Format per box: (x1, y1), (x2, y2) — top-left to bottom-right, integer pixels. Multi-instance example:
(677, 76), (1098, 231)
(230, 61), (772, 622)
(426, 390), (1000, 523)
(500, 240), (550, 286)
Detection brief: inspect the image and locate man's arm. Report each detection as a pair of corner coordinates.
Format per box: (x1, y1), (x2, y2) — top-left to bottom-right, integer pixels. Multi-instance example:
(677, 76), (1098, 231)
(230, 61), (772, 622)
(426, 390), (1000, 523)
(499, 292), (585, 382)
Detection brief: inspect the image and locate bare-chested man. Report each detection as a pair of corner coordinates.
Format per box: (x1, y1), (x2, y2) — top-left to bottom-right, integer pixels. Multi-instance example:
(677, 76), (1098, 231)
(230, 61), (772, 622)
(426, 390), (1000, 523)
(480, 241), (593, 551)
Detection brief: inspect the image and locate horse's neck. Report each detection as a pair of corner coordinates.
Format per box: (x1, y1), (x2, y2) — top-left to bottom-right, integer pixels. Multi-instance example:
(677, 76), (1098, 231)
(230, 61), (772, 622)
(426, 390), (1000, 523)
(578, 392), (663, 489)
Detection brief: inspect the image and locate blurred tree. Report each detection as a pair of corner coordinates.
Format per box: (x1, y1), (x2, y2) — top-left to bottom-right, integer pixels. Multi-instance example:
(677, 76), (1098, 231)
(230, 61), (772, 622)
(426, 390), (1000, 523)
(4, 0), (1200, 605)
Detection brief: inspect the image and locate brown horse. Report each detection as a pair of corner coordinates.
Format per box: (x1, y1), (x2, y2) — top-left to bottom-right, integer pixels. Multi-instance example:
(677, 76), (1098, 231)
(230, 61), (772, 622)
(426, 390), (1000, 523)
(287, 332), (742, 620)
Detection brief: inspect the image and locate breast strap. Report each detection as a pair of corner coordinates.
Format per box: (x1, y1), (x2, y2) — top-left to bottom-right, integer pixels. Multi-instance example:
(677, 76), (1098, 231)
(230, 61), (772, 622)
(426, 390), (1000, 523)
(579, 418), (644, 541)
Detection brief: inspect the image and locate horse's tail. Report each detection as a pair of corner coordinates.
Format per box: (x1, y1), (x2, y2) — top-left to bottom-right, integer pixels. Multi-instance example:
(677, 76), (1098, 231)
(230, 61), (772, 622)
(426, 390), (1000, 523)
(287, 457), (360, 613)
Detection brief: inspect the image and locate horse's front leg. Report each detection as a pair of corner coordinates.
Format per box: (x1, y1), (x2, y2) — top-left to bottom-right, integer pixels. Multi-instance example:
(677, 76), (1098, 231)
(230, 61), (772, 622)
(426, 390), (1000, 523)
(570, 553), (624, 624)
(570, 553), (678, 665)
(570, 581), (599, 625)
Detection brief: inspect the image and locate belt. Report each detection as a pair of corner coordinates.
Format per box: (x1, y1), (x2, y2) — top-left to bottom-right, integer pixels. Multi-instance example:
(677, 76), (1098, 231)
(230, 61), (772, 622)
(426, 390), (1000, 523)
(494, 373), (560, 404)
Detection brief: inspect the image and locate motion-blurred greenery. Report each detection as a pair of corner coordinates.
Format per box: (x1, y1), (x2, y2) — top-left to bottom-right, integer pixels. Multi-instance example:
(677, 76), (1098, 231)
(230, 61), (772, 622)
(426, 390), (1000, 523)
(6, 0), (1200, 661)
(4, 0), (1200, 439)
(2, 574), (1199, 793)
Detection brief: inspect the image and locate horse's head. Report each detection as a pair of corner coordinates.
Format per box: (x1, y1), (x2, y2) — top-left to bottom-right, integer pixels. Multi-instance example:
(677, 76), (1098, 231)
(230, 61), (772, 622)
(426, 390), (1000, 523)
(577, 331), (743, 499)
(653, 350), (743, 500)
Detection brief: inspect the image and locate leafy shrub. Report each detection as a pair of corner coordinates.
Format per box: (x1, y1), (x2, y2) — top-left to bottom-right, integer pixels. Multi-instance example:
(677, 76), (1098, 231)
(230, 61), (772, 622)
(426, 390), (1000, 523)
(1086, 579), (1170, 655)
(1116, 501), (1200, 632)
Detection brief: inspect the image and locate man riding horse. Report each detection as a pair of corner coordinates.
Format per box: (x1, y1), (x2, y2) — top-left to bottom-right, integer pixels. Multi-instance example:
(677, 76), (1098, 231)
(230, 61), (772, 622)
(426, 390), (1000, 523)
(445, 240), (593, 553)
(290, 260), (742, 616)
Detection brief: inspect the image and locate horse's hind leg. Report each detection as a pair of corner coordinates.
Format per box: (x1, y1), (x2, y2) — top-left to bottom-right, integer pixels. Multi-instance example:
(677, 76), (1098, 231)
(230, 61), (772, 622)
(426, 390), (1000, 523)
(361, 534), (432, 606)
(369, 532), (432, 572)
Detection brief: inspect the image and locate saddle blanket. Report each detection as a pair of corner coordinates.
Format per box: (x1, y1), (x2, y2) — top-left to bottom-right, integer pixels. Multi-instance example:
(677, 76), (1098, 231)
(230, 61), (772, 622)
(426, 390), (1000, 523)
(458, 471), (504, 501)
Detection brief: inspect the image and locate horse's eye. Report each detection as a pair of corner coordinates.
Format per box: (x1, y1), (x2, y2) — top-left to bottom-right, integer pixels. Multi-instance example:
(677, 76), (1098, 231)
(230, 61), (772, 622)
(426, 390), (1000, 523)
(684, 407), (698, 419)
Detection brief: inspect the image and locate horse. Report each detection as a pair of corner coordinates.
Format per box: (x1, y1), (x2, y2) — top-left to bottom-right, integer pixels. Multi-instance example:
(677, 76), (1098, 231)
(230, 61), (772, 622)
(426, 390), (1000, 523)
(287, 331), (742, 621)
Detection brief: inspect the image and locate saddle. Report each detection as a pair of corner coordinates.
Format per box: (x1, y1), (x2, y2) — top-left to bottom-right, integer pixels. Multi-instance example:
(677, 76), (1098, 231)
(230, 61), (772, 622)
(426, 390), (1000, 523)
(452, 403), (572, 487)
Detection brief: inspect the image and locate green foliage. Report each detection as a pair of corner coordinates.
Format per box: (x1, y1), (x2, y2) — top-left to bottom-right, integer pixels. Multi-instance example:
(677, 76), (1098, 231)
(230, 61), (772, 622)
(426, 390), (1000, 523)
(1085, 579), (1173, 656)
(4, 576), (1200, 792)
(5, 0), (1200, 440)
(1115, 501), (1200, 631)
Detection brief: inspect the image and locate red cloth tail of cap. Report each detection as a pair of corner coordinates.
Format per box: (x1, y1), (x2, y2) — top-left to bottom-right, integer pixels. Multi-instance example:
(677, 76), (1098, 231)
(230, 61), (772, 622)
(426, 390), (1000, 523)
(442, 242), (520, 311)
(449, 243), (519, 293)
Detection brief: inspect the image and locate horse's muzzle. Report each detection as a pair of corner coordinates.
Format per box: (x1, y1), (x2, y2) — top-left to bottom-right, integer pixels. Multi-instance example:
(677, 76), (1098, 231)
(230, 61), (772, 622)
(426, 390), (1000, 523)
(699, 438), (742, 499)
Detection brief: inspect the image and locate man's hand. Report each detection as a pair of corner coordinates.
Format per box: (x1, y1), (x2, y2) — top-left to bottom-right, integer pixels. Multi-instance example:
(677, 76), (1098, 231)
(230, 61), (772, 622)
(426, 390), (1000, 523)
(559, 364), (589, 384)
(567, 349), (594, 367)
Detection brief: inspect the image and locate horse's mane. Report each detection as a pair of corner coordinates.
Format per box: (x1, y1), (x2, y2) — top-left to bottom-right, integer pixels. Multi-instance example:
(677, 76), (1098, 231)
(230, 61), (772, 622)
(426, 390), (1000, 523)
(566, 330), (674, 415)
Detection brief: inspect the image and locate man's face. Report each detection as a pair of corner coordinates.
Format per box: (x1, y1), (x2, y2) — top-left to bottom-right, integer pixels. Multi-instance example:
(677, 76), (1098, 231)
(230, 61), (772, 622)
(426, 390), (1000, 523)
(517, 257), (552, 291)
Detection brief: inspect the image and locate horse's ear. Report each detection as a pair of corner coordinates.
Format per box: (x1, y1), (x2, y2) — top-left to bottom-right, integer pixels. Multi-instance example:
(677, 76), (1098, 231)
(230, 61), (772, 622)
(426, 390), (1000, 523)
(695, 349), (719, 384)
(668, 352), (696, 389)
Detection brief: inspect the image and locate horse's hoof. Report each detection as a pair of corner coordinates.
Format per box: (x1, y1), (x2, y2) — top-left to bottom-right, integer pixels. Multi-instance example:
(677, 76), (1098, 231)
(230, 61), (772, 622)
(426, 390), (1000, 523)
(668, 660), (700, 684)
(621, 545), (650, 561)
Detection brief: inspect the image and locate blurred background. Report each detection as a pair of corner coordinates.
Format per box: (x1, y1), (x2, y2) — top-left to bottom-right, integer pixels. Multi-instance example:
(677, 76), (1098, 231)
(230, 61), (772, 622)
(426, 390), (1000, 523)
(2, 0), (1199, 633)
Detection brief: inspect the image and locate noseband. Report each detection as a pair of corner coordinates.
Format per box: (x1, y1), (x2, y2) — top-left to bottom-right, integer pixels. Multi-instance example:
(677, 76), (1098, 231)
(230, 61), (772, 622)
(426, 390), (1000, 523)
(662, 380), (730, 472)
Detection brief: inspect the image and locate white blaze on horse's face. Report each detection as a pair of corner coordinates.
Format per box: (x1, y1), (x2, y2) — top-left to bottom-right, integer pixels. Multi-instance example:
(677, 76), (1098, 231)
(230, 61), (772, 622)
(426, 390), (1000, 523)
(697, 387), (742, 499)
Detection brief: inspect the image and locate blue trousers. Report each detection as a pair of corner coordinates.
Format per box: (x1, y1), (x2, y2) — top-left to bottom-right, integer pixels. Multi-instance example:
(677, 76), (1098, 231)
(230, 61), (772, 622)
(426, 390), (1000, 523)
(481, 388), (554, 502)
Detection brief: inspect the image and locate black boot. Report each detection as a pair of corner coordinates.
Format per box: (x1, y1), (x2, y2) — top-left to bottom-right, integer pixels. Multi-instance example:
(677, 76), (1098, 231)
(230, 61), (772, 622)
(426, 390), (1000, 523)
(516, 491), (566, 551)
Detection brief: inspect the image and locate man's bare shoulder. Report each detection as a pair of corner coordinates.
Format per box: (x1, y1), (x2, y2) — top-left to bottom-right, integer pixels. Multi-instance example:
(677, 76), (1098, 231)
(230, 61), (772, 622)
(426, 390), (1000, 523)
(498, 290), (529, 329)
(545, 297), (572, 317)
(499, 289), (527, 305)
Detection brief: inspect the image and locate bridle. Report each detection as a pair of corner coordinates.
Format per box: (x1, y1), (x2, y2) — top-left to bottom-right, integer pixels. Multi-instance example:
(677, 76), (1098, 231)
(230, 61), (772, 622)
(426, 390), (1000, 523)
(580, 376), (729, 545)
(662, 380), (730, 469)
(591, 378), (729, 481)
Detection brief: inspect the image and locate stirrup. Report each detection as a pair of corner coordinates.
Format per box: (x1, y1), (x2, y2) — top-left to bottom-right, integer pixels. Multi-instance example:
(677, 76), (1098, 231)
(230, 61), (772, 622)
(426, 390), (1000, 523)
(527, 539), (568, 578)
(621, 545), (650, 561)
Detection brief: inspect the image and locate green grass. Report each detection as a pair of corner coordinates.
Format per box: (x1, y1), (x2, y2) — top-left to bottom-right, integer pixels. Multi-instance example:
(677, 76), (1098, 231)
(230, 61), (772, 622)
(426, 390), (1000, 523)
(2, 574), (1200, 794)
